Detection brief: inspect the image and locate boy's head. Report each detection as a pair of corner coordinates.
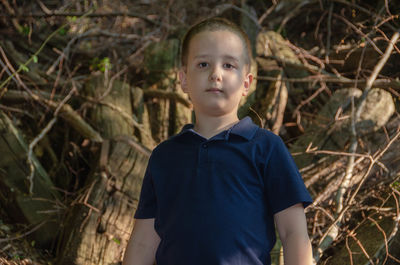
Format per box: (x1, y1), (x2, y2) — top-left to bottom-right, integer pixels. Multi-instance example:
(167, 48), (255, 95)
(180, 17), (252, 73)
(178, 17), (253, 118)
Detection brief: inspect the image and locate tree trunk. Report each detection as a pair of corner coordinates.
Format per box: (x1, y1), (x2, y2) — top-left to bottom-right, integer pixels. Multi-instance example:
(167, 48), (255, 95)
(57, 138), (150, 264)
(57, 74), (151, 264)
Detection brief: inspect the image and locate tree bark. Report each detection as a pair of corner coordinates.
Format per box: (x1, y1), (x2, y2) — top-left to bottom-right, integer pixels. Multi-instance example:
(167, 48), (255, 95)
(57, 74), (151, 264)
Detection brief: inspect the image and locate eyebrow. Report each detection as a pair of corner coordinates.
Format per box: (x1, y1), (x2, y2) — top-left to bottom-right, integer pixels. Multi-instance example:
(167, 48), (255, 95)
(194, 54), (240, 62)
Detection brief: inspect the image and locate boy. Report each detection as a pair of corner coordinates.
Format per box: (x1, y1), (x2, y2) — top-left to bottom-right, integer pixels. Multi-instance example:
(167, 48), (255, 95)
(123, 17), (313, 265)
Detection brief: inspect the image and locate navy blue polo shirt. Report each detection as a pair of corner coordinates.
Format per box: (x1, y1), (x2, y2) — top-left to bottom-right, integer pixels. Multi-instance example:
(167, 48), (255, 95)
(134, 116), (312, 265)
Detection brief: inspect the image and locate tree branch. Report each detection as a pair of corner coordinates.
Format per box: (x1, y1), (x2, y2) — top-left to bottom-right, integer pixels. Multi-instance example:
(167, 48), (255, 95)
(314, 30), (400, 263)
(0, 11), (171, 29)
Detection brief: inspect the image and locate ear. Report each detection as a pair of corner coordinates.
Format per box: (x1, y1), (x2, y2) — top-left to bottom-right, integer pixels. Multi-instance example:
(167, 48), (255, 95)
(242, 73), (253, 96)
(179, 69), (188, 93)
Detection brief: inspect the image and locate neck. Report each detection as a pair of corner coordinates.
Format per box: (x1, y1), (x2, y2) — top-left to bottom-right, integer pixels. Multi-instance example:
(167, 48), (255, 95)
(193, 112), (240, 139)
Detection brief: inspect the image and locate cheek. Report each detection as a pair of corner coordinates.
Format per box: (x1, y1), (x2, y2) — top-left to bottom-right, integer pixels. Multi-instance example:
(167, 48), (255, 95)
(227, 74), (245, 88)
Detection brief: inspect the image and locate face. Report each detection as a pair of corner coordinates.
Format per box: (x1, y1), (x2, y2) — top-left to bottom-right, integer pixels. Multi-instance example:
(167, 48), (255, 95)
(179, 30), (252, 118)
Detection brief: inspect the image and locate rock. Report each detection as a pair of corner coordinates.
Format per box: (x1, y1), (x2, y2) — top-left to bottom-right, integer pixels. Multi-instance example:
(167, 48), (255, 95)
(291, 88), (395, 168)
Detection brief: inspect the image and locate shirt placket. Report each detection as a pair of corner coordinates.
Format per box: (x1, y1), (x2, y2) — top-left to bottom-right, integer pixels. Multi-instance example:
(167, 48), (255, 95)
(196, 140), (209, 178)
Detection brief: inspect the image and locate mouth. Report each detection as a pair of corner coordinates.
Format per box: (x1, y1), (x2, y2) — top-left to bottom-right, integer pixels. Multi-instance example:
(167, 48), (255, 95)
(206, 88), (223, 93)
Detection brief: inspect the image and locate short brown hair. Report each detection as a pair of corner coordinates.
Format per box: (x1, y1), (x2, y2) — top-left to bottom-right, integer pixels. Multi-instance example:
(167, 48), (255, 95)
(180, 17), (252, 72)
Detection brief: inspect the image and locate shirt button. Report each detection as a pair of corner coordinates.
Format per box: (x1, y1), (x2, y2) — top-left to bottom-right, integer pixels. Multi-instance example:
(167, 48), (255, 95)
(202, 143), (208, 148)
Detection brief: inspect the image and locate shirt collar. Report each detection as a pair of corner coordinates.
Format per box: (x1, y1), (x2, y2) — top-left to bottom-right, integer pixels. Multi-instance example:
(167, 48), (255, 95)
(177, 116), (258, 141)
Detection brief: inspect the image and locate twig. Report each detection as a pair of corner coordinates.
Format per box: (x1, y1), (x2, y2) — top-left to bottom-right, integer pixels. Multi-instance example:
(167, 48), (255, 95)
(27, 117), (57, 194)
(384, 0), (392, 17)
(376, 15), (400, 35)
(0, 0), (21, 31)
(0, 104), (34, 117)
(24, 89), (103, 141)
(114, 135), (151, 158)
(314, 10), (327, 41)
(0, 53), (18, 83)
(260, 54), (346, 78)
(349, 232), (375, 264)
(46, 28), (96, 75)
(292, 83), (327, 119)
(98, 66), (128, 101)
(335, 93), (357, 215)
(345, 236), (354, 265)
(0, 8), (95, 93)
(363, 31), (399, 94)
(27, 85), (77, 194)
(36, 0), (52, 15)
(325, 3), (334, 64)
(258, 3), (277, 25)
(375, 27), (400, 54)
(144, 89), (192, 108)
(333, 13), (384, 55)
(255, 76), (400, 89)
(214, 4), (261, 30)
(332, 0), (398, 32)
(364, 190), (400, 265)
(277, 0), (315, 33)
(0, 221), (47, 243)
(127, 39), (154, 66)
(249, 107), (263, 127)
(0, 46), (26, 96)
(368, 216), (389, 264)
(304, 145), (370, 159)
(81, 95), (149, 136)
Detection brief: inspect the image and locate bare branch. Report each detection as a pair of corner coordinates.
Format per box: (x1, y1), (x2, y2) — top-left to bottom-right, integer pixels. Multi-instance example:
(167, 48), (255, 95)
(0, 11), (171, 29)
(314, 30), (400, 263)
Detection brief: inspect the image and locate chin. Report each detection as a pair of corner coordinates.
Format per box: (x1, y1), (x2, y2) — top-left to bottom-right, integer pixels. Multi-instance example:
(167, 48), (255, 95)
(204, 107), (237, 117)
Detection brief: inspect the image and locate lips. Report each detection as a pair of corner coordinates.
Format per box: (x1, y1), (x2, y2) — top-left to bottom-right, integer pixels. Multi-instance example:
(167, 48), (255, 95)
(206, 88), (223, 93)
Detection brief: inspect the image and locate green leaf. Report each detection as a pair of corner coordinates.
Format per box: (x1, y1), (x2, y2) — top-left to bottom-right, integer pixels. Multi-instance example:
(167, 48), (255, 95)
(67, 16), (77, 22)
(99, 57), (112, 72)
(391, 181), (400, 191)
(33, 55), (38, 63)
(19, 64), (29, 72)
(58, 28), (67, 36)
(20, 25), (30, 36)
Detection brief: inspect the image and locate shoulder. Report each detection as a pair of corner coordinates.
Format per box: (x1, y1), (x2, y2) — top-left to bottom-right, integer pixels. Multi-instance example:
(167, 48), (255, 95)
(148, 133), (187, 161)
(251, 127), (286, 149)
(249, 127), (294, 167)
(150, 138), (174, 157)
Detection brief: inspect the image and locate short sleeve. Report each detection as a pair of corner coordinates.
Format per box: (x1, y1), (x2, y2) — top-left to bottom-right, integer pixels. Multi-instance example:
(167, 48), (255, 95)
(134, 161), (157, 219)
(264, 136), (312, 215)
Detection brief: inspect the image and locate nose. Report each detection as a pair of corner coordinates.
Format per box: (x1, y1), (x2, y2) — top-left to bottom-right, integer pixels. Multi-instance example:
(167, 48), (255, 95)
(209, 66), (222, 82)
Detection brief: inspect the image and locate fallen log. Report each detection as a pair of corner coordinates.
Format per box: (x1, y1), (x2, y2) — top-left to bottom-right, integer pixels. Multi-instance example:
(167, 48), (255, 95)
(0, 111), (61, 247)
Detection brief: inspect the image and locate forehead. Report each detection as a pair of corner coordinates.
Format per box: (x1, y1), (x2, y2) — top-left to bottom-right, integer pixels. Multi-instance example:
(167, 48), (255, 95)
(187, 30), (246, 60)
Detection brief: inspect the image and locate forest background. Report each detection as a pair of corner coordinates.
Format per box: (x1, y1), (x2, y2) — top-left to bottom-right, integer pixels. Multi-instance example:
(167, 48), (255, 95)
(0, 0), (399, 264)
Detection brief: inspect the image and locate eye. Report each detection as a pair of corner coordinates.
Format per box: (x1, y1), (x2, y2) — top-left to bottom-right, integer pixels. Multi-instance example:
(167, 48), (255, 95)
(223, 63), (235, 69)
(198, 62), (208, 68)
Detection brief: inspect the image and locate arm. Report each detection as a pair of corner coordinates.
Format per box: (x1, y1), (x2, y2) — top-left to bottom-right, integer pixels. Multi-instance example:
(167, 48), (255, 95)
(123, 218), (161, 265)
(274, 203), (313, 265)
